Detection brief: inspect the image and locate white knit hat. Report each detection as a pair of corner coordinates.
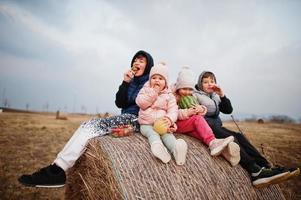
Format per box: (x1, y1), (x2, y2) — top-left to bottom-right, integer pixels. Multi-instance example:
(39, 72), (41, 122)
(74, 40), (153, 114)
(149, 62), (168, 83)
(175, 67), (195, 90)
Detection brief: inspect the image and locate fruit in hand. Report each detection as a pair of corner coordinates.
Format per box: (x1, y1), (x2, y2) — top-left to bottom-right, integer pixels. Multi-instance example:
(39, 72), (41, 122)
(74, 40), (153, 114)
(153, 118), (169, 135)
(178, 95), (199, 109)
(131, 66), (138, 74)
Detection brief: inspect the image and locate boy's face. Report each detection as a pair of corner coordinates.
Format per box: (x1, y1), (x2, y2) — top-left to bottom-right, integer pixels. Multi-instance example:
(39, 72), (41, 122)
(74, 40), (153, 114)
(202, 77), (216, 94)
(132, 56), (147, 76)
(150, 74), (166, 91)
(178, 88), (193, 96)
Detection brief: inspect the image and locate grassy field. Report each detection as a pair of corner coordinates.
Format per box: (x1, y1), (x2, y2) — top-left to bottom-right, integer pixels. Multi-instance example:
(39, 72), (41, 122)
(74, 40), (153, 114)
(0, 112), (300, 200)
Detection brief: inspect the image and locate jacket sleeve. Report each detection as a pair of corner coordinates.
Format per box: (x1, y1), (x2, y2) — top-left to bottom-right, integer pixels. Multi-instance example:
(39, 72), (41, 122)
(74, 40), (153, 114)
(219, 95), (233, 114)
(115, 81), (130, 108)
(178, 108), (190, 120)
(165, 94), (178, 123)
(135, 87), (158, 110)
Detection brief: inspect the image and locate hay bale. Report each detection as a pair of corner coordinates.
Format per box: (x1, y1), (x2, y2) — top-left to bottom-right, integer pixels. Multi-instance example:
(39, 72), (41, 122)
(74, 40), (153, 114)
(258, 119), (264, 124)
(65, 134), (285, 200)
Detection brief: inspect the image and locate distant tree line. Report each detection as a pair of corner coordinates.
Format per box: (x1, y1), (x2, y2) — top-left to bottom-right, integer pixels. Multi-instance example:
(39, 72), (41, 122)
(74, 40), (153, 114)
(245, 115), (298, 124)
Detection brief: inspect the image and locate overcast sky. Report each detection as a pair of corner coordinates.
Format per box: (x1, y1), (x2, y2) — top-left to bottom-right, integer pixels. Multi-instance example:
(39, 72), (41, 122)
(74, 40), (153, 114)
(0, 0), (300, 120)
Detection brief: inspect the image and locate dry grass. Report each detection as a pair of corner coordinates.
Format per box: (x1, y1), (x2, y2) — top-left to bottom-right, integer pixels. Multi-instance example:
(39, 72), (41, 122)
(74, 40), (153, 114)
(0, 112), (300, 199)
(0, 112), (91, 200)
(224, 121), (301, 200)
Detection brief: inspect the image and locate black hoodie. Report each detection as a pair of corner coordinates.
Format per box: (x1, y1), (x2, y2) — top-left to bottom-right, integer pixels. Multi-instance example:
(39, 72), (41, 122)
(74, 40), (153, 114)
(115, 50), (154, 115)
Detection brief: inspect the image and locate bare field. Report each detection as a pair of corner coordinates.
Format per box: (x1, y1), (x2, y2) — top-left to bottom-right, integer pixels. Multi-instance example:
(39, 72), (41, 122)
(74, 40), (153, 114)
(0, 112), (300, 200)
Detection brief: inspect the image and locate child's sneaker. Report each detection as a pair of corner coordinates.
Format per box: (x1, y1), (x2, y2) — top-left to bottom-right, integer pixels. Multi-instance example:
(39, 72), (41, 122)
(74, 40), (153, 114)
(222, 142), (240, 166)
(18, 164), (66, 187)
(252, 167), (290, 188)
(151, 141), (171, 163)
(271, 166), (300, 180)
(209, 136), (234, 156)
(173, 139), (188, 165)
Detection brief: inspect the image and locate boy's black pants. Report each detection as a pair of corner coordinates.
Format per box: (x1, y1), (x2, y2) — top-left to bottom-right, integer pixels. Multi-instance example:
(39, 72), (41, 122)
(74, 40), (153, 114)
(210, 125), (271, 173)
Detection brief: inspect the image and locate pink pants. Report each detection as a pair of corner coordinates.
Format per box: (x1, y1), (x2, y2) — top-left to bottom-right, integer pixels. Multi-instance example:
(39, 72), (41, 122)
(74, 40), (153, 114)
(176, 115), (215, 145)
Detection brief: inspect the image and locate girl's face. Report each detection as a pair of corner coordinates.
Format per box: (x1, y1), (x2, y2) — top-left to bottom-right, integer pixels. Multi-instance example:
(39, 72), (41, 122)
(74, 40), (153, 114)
(132, 56), (147, 76)
(177, 88), (193, 97)
(150, 74), (166, 91)
(202, 77), (216, 93)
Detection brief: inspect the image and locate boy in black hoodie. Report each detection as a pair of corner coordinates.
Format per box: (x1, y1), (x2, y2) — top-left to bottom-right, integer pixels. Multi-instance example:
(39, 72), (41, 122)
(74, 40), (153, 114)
(18, 50), (154, 188)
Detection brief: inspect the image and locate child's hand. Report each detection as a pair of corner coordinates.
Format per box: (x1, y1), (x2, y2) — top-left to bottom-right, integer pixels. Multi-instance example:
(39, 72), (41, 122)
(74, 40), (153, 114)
(187, 107), (198, 116)
(195, 105), (207, 116)
(211, 84), (224, 97)
(152, 84), (161, 93)
(161, 116), (172, 127)
(123, 70), (135, 83)
(167, 124), (177, 133)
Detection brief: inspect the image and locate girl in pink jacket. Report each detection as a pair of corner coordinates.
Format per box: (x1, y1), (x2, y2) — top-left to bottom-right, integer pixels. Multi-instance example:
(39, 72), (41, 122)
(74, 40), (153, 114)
(175, 67), (235, 157)
(136, 63), (188, 165)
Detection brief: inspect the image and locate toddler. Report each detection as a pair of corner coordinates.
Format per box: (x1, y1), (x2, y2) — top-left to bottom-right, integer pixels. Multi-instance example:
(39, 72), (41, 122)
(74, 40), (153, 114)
(136, 63), (188, 165)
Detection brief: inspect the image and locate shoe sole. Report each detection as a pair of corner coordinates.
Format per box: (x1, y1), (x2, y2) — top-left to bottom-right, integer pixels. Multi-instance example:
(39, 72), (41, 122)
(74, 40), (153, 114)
(211, 136), (234, 156)
(282, 168), (300, 182)
(253, 172), (290, 189)
(19, 180), (65, 188)
(174, 139), (188, 165)
(288, 168), (300, 179)
(151, 142), (171, 163)
(36, 184), (65, 188)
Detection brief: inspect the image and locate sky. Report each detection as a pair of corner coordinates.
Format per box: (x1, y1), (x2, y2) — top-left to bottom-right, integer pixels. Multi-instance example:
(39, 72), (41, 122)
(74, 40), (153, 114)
(0, 0), (300, 120)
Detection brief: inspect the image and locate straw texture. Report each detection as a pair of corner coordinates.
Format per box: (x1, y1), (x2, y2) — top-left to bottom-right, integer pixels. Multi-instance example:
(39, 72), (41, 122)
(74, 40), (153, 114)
(65, 133), (285, 200)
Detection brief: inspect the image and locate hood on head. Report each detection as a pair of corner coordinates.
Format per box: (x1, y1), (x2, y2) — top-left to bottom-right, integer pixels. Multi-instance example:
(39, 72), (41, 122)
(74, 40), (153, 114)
(131, 50), (154, 76)
(196, 70), (217, 91)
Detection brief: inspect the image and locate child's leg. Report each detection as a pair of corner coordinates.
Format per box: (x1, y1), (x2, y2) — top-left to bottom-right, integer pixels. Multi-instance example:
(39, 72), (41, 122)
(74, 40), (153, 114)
(162, 133), (187, 165)
(223, 127), (270, 168)
(176, 115), (215, 145)
(54, 126), (98, 171)
(140, 125), (171, 163)
(55, 113), (138, 171)
(140, 125), (161, 144)
(210, 125), (262, 169)
(211, 125), (270, 168)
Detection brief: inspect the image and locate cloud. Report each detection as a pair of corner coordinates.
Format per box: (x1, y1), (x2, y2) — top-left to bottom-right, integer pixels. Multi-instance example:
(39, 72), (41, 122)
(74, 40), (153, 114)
(0, 0), (301, 119)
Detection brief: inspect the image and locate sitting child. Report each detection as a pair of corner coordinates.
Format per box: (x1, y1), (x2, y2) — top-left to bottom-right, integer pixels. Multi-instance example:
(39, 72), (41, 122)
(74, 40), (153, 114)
(174, 67), (235, 157)
(194, 70), (299, 188)
(136, 63), (188, 165)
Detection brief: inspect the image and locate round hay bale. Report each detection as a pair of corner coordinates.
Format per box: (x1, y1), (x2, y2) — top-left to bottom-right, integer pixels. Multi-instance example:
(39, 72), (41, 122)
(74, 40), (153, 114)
(65, 134), (285, 200)
(258, 119), (264, 124)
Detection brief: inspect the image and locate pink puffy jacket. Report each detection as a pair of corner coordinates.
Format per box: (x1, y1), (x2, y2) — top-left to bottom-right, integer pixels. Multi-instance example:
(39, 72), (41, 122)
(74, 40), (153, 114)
(136, 81), (178, 125)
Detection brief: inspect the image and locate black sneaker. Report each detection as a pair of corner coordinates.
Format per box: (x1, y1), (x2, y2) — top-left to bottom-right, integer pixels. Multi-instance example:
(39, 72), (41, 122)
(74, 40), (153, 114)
(271, 166), (300, 180)
(252, 168), (290, 188)
(18, 164), (66, 188)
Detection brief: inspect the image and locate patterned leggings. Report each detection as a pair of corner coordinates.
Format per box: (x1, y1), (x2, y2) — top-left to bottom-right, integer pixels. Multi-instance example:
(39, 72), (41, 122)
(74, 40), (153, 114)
(81, 113), (139, 135)
(54, 113), (138, 171)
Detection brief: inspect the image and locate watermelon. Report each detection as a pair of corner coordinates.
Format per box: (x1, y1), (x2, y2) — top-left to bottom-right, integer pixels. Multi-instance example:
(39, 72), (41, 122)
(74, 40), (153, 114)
(153, 118), (168, 135)
(178, 95), (198, 109)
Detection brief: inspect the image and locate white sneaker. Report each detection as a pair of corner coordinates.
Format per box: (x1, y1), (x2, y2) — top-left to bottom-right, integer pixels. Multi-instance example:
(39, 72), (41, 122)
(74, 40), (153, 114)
(173, 139), (188, 165)
(222, 142), (240, 166)
(151, 141), (171, 163)
(209, 136), (234, 156)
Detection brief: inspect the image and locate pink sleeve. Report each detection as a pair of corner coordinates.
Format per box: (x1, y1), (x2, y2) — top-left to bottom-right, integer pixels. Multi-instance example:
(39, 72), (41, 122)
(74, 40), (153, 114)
(136, 86), (158, 110)
(165, 94), (178, 123)
(178, 108), (190, 120)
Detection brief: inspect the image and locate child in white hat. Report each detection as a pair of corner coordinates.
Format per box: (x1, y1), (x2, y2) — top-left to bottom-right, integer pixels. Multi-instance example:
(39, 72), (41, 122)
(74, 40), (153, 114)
(174, 67), (235, 157)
